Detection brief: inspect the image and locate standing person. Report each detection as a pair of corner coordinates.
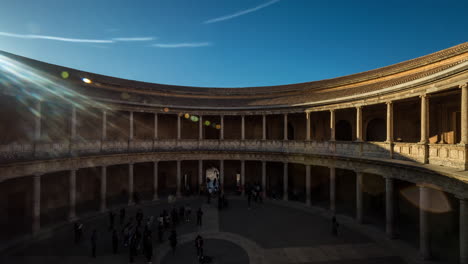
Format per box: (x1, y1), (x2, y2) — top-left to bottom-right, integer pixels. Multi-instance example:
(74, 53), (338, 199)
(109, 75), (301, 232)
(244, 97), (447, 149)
(112, 229), (119, 254)
(75, 222), (83, 244)
(195, 235), (204, 257)
(143, 230), (153, 264)
(185, 204), (192, 222)
(91, 229), (97, 258)
(108, 211), (115, 231)
(169, 229), (177, 255)
(136, 209), (144, 227)
(120, 207), (126, 225)
(196, 208), (203, 227)
(332, 216), (339, 236)
(157, 220), (164, 243)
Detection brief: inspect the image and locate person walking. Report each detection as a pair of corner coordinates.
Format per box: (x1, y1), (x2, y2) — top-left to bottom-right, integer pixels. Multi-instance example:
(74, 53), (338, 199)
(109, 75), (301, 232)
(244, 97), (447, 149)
(120, 207), (126, 225)
(90, 229), (97, 258)
(196, 208), (203, 227)
(169, 229), (177, 255)
(332, 216), (339, 236)
(112, 229), (119, 254)
(195, 234), (204, 257)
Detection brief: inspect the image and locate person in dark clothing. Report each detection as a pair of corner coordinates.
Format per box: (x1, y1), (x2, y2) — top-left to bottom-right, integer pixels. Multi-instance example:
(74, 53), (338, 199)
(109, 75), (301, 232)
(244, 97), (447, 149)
(332, 216), (339, 236)
(196, 208), (203, 227)
(157, 221), (164, 243)
(195, 235), (204, 257)
(108, 211), (115, 231)
(169, 229), (177, 255)
(120, 208), (126, 224)
(129, 232), (137, 263)
(143, 230), (153, 263)
(136, 209), (144, 227)
(91, 229), (97, 258)
(112, 229), (118, 254)
(74, 222), (83, 244)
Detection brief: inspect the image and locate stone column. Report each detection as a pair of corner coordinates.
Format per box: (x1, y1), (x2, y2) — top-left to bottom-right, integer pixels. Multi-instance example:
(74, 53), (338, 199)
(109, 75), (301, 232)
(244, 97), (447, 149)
(283, 162), (288, 201)
(356, 171), (363, 224)
(330, 166), (336, 213)
(198, 160), (203, 193)
(356, 106), (363, 141)
(70, 105), (77, 140)
(420, 94), (428, 144)
(129, 111), (134, 141)
(176, 160), (181, 197)
(283, 114), (288, 140)
(220, 115), (224, 140)
(306, 112), (311, 141)
(68, 169), (77, 221)
(262, 115), (267, 140)
(241, 115), (245, 140)
(177, 115), (181, 140)
(128, 163), (134, 205)
(32, 174), (41, 234)
(153, 161), (159, 201)
(154, 113), (158, 140)
(385, 177), (395, 238)
(330, 110), (335, 141)
(102, 110), (107, 141)
(386, 102), (393, 143)
(419, 185), (431, 260)
(220, 160), (224, 193)
(460, 83), (468, 145)
(34, 100), (41, 141)
(460, 197), (468, 264)
(306, 165), (311, 206)
(199, 116), (203, 140)
(262, 161), (266, 198)
(241, 160), (245, 196)
(100, 166), (107, 212)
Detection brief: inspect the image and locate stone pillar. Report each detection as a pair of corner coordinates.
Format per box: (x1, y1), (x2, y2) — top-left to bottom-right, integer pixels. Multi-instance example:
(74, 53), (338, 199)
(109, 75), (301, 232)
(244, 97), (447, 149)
(356, 106), (363, 142)
(306, 112), (311, 141)
(68, 169), (77, 221)
(70, 105), (77, 140)
(34, 100), (41, 141)
(32, 174), (41, 234)
(283, 162), (288, 201)
(153, 161), (159, 200)
(460, 197), (468, 264)
(330, 110), (335, 141)
(262, 114), (267, 140)
(220, 160), (224, 193)
(241, 115), (245, 140)
(330, 166), (336, 213)
(241, 160), (245, 196)
(199, 116), (203, 140)
(220, 115), (224, 140)
(460, 83), (468, 145)
(128, 163), (134, 205)
(262, 161), (266, 198)
(283, 114), (288, 140)
(100, 166), (107, 212)
(356, 171), (363, 224)
(419, 185), (431, 260)
(176, 160), (181, 197)
(177, 115), (181, 140)
(198, 160), (203, 193)
(154, 113), (158, 140)
(420, 94), (428, 144)
(306, 165), (311, 206)
(386, 102), (393, 143)
(102, 110), (107, 141)
(385, 177), (395, 238)
(129, 111), (134, 141)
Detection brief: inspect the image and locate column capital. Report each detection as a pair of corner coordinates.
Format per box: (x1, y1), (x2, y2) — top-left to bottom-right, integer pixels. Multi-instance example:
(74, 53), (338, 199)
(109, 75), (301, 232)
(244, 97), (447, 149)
(459, 83), (468, 89)
(386, 101), (393, 105)
(419, 93), (429, 99)
(329, 109), (335, 113)
(355, 105), (363, 110)
(153, 160), (159, 165)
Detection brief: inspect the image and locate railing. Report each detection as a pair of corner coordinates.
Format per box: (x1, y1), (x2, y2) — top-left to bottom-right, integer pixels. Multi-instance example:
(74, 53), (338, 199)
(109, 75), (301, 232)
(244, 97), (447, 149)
(0, 139), (466, 170)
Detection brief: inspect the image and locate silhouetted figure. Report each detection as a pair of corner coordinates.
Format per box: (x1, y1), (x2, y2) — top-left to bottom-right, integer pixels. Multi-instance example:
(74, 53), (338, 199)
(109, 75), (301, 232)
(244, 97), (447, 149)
(157, 221), (163, 243)
(185, 204), (192, 222)
(129, 231), (138, 263)
(195, 234), (204, 257)
(169, 229), (177, 255)
(136, 209), (144, 227)
(91, 229), (97, 258)
(112, 229), (118, 254)
(197, 208), (203, 227)
(120, 208), (126, 224)
(332, 216), (339, 236)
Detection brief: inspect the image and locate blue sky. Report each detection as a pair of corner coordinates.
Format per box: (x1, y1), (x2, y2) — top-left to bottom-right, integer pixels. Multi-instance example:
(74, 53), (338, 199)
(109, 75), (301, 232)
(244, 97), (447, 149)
(0, 0), (467, 88)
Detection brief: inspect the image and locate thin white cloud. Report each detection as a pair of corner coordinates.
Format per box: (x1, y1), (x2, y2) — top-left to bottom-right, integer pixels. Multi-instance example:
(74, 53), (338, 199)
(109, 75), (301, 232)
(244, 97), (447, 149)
(203, 0), (280, 24)
(151, 42), (212, 48)
(112, 37), (155, 41)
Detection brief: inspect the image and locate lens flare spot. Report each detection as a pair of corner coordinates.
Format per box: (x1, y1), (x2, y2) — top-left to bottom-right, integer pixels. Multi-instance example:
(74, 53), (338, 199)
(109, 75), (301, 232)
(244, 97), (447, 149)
(184, 113), (190, 119)
(61, 71), (69, 79)
(82, 77), (92, 84)
(216, 124), (221, 129)
(163, 107), (169, 113)
(191, 116), (198, 122)
(204, 120), (211, 126)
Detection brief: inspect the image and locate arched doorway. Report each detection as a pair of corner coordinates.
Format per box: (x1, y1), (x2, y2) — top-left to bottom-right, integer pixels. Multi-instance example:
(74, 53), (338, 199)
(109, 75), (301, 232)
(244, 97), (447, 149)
(335, 120), (352, 141)
(366, 118), (386, 141)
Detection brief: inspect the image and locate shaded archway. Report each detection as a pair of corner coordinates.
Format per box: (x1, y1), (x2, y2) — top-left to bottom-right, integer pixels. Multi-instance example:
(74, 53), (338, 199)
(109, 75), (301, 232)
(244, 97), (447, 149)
(335, 120), (352, 141)
(366, 118), (386, 141)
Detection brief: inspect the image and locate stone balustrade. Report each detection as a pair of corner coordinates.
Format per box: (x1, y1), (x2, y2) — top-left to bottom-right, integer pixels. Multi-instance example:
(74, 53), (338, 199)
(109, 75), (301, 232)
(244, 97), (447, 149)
(1, 139), (467, 170)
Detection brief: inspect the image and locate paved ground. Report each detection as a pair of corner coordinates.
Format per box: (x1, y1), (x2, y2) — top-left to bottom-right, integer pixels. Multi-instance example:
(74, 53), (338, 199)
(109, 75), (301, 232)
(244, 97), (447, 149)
(0, 196), (411, 264)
